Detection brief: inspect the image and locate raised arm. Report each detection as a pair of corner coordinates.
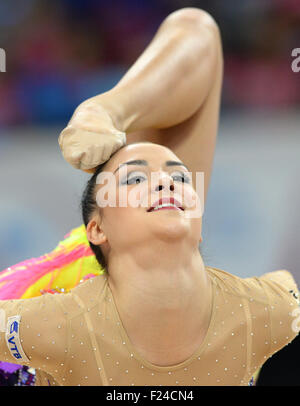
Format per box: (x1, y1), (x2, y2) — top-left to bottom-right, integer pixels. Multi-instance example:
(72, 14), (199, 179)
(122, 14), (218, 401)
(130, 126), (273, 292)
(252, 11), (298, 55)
(110, 8), (222, 132)
(59, 7), (223, 202)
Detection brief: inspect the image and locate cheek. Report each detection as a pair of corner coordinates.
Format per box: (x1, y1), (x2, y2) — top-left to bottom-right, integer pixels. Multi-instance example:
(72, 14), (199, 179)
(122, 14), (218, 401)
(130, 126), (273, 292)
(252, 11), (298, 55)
(102, 206), (152, 250)
(176, 184), (200, 211)
(117, 183), (150, 209)
(101, 206), (143, 242)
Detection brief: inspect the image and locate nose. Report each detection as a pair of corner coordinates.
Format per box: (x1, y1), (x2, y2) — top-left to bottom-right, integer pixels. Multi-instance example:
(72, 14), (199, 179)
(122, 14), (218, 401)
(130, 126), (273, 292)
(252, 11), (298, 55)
(155, 183), (174, 192)
(154, 172), (175, 192)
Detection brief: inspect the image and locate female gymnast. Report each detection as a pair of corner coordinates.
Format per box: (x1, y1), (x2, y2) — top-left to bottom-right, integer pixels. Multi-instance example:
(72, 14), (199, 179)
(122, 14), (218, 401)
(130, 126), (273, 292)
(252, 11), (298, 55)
(0, 8), (299, 386)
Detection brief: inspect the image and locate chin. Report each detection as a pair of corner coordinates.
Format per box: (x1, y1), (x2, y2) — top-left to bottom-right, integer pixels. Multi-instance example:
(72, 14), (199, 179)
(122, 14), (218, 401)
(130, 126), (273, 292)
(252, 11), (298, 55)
(151, 217), (193, 241)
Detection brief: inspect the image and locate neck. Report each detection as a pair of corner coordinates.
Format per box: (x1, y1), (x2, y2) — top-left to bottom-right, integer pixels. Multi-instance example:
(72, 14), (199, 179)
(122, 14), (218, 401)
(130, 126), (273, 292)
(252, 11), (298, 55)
(107, 239), (212, 363)
(108, 238), (206, 304)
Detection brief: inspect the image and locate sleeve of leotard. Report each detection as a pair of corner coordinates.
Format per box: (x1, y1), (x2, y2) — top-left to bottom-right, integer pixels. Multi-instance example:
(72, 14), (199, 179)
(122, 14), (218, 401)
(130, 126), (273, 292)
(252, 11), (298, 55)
(258, 270), (300, 355)
(237, 269), (300, 374)
(0, 293), (68, 377)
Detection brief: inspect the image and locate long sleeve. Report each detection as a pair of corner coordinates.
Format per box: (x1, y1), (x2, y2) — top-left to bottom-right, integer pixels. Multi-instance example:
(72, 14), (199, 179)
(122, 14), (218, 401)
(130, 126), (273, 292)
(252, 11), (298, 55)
(0, 293), (68, 379)
(240, 269), (300, 372)
(259, 270), (300, 355)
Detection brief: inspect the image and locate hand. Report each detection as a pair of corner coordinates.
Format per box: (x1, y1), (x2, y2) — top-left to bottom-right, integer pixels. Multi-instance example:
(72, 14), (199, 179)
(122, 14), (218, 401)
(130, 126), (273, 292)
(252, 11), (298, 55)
(58, 97), (126, 172)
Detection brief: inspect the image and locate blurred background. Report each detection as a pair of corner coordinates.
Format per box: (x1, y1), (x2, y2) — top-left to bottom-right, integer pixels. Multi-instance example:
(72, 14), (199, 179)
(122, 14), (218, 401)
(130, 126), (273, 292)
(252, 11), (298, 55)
(0, 0), (300, 385)
(0, 0), (300, 386)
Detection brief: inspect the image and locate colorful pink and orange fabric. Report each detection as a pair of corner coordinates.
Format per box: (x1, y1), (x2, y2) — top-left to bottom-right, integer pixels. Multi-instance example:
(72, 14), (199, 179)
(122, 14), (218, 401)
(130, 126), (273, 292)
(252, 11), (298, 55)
(0, 225), (105, 301)
(0, 225), (104, 385)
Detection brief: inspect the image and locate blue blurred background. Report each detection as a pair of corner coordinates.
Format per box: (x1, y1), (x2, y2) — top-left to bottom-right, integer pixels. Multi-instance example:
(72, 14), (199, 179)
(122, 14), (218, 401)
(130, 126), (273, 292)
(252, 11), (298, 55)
(0, 0), (299, 284)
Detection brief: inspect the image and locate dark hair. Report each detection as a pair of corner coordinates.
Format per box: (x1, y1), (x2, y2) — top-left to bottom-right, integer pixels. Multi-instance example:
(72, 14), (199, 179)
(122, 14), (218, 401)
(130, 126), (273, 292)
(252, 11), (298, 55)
(81, 162), (107, 270)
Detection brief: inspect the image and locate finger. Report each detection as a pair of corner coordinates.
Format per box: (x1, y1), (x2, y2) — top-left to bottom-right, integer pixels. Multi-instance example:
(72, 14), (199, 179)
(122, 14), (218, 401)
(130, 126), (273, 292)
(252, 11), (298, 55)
(100, 141), (113, 163)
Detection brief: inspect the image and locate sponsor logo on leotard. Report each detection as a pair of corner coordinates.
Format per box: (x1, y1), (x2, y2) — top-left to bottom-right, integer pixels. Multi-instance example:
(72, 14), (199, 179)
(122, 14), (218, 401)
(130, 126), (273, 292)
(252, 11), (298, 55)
(5, 315), (29, 362)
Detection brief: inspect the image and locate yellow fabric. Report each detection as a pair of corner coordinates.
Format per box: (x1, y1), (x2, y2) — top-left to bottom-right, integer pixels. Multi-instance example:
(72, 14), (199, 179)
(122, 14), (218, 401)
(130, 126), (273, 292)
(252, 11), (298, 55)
(21, 256), (103, 299)
(15, 224), (105, 299)
(0, 267), (299, 386)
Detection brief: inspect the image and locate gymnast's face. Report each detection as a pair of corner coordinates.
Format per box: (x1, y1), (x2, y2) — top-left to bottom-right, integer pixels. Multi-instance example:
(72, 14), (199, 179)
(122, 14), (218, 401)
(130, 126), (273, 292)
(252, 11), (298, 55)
(87, 143), (203, 256)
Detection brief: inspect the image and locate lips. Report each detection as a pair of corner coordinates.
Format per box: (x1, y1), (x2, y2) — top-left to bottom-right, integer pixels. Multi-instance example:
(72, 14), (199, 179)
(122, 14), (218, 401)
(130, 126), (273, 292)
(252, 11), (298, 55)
(147, 197), (184, 212)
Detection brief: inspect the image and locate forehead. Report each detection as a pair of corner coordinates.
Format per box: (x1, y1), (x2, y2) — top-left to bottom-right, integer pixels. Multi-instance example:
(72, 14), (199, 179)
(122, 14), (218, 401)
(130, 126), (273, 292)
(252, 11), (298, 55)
(103, 142), (180, 173)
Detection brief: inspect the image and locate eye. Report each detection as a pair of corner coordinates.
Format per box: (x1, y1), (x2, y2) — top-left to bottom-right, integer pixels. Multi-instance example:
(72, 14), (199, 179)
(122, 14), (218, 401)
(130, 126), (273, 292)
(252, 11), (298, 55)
(120, 171), (147, 185)
(171, 172), (191, 184)
(127, 175), (145, 185)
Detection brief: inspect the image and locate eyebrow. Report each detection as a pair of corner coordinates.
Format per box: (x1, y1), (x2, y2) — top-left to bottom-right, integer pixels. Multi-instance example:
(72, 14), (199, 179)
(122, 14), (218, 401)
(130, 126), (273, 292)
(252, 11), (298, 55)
(113, 159), (189, 174)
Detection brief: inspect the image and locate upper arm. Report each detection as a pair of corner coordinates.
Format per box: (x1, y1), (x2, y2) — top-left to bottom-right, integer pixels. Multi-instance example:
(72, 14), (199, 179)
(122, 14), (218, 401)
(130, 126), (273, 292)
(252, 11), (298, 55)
(127, 20), (223, 204)
(239, 272), (299, 372)
(258, 271), (300, 355)
(0, 294), (68, 375)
